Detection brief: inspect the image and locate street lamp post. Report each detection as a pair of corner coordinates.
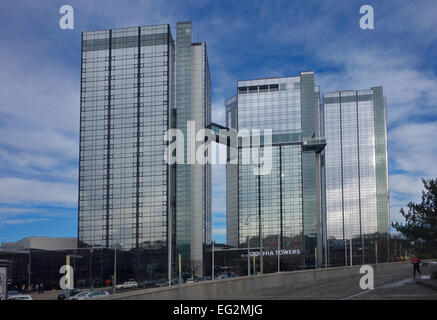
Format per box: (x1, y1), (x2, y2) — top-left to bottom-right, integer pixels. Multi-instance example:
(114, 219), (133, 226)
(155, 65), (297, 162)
(344, 239), (348, 266)
(277, 233), (280, 273)
(259, 204), (263, 274)
(375, 242), (378, 264)
(178, 254), (182, 300)
(113, 242), (122, 294)
(212, 240), (215, 281)
(247, 236), (250, 276)
(257, 166), (263, 274)
(113, 246), (116, 294)
(28, 251), (31, 291)
(89, 248), (93, 292)
(245, 216), (250, 276)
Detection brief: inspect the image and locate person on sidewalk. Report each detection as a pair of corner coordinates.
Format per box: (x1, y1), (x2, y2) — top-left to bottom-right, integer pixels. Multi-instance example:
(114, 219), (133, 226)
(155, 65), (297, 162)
(412, 256), (422, 278)
(39, 282), (44, 294)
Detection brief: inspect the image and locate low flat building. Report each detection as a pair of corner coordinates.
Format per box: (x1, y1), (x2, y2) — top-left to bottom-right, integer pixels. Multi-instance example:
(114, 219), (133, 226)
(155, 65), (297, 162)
(1, 236), (77, 251)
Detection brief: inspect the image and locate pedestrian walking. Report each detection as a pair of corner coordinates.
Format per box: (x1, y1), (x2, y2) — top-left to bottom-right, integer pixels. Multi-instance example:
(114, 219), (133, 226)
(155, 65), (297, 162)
(412, 256), (422, 278)
(39, 282), (44, 294)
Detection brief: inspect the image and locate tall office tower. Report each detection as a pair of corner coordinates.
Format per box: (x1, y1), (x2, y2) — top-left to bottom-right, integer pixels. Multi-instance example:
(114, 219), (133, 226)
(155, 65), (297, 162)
(226, 72), (326, 272)
(322, 87), (389, 267)
(78, 22), (211, 278)
(174, 22), (212, 275)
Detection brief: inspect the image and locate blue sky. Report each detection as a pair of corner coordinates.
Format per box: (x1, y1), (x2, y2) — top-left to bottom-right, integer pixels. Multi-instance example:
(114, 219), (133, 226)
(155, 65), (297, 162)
(0, 0), (436, 244)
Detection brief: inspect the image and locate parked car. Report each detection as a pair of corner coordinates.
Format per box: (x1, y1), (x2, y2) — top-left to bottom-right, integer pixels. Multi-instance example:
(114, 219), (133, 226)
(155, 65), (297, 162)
(215, 274), (228, 280)
(87, 290), (110, 300)
(7, 290), (21, 298)
(69, 291), (91, 300)
(185, 278), (195, 283)
(228, 272), (239, 278)
(198, 276), (211, 282)
(8, 294), (33, 300)
(138, 280), (155, 288)
(58, 288), (81, 300)
(154, 279), (168, 287)
(115, 281), (138, 290)
(171, 278), (184, 285)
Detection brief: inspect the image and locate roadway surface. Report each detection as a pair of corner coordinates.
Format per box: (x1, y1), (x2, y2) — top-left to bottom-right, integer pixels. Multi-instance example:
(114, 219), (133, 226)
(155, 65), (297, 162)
(219, 262), (437, 300)
(29, 262), (437, 300)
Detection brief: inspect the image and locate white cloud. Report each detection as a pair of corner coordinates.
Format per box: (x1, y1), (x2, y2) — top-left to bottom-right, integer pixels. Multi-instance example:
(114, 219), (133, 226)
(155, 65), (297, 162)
(389, 122), (437, 177)
(212, 99), (226, 125)
(0, 218), (50, 226)
(0, 149), (59, 170)
(317, 49), (437, 126)
(389, 174), (424, 200)
(0, 177), (77, 206)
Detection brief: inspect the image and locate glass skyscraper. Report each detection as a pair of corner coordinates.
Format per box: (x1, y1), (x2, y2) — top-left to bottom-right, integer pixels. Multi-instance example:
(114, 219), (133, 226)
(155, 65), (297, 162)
(226, 72), (326, 272)
(322, 87), (389, 267)
(78, 22), (211, 278)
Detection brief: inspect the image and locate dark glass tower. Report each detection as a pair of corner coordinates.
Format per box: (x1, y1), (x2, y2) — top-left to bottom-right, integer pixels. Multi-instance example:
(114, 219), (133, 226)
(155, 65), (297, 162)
(78, 22), (211, 278)
(226, 72), (326, 272)
(322, 87), (389, 267)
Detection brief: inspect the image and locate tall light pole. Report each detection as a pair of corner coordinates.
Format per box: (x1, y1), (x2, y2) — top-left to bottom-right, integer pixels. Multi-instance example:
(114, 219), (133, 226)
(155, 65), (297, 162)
(350, 238), (353, 266)
(245, 216), (250, 276)
(375, 242), (378, 264)
(247, 236), (250, 276)
(113, 241), (122, 294)
(257, 164), (263, 274)
(89, 248), (93, 291)
(344, 238), (348, 266)
(178, 254), (182, 300)
(28, 251), (31, 291)
(211, 240), (215, 281)
(277, 233), (280, 273)
(168, 204), (172, 286)
(259, 203), (263, 274)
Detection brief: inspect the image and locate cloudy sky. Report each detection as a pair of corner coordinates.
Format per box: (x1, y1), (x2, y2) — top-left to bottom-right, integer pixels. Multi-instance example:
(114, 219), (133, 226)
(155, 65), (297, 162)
(0, 0), (436, 244)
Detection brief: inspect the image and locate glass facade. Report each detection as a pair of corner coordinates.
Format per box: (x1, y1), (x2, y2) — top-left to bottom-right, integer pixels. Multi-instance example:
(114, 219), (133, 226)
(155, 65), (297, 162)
(226, 72), (325, 273)
(323, 88), (389, 267)
(174, 23), (212, 275)
(175, 22), (192, 265)
(225, 96), (239, 248)
(79, 22), (211, 278)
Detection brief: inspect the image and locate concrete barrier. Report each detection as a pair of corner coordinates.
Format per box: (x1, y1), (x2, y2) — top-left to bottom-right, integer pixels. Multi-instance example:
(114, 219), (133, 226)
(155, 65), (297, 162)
(104, 261), (413, 300)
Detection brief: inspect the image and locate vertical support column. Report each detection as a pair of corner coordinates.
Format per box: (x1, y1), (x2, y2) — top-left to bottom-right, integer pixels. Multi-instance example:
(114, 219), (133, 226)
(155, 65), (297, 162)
(372, 87), (389, 262)
(258, 163), (263, 274)
(175, 22), (193, 270)
(105, 30), (113, 248)
(135, 27), (141, 249)
(300, 71), (321, 268)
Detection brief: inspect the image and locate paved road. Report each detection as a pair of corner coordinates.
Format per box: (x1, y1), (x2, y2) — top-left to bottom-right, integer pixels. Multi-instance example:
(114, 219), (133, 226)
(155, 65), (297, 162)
(221, 262), (437, 300)
(345, 278), (437, 300)
(28, 262), (437, 300)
